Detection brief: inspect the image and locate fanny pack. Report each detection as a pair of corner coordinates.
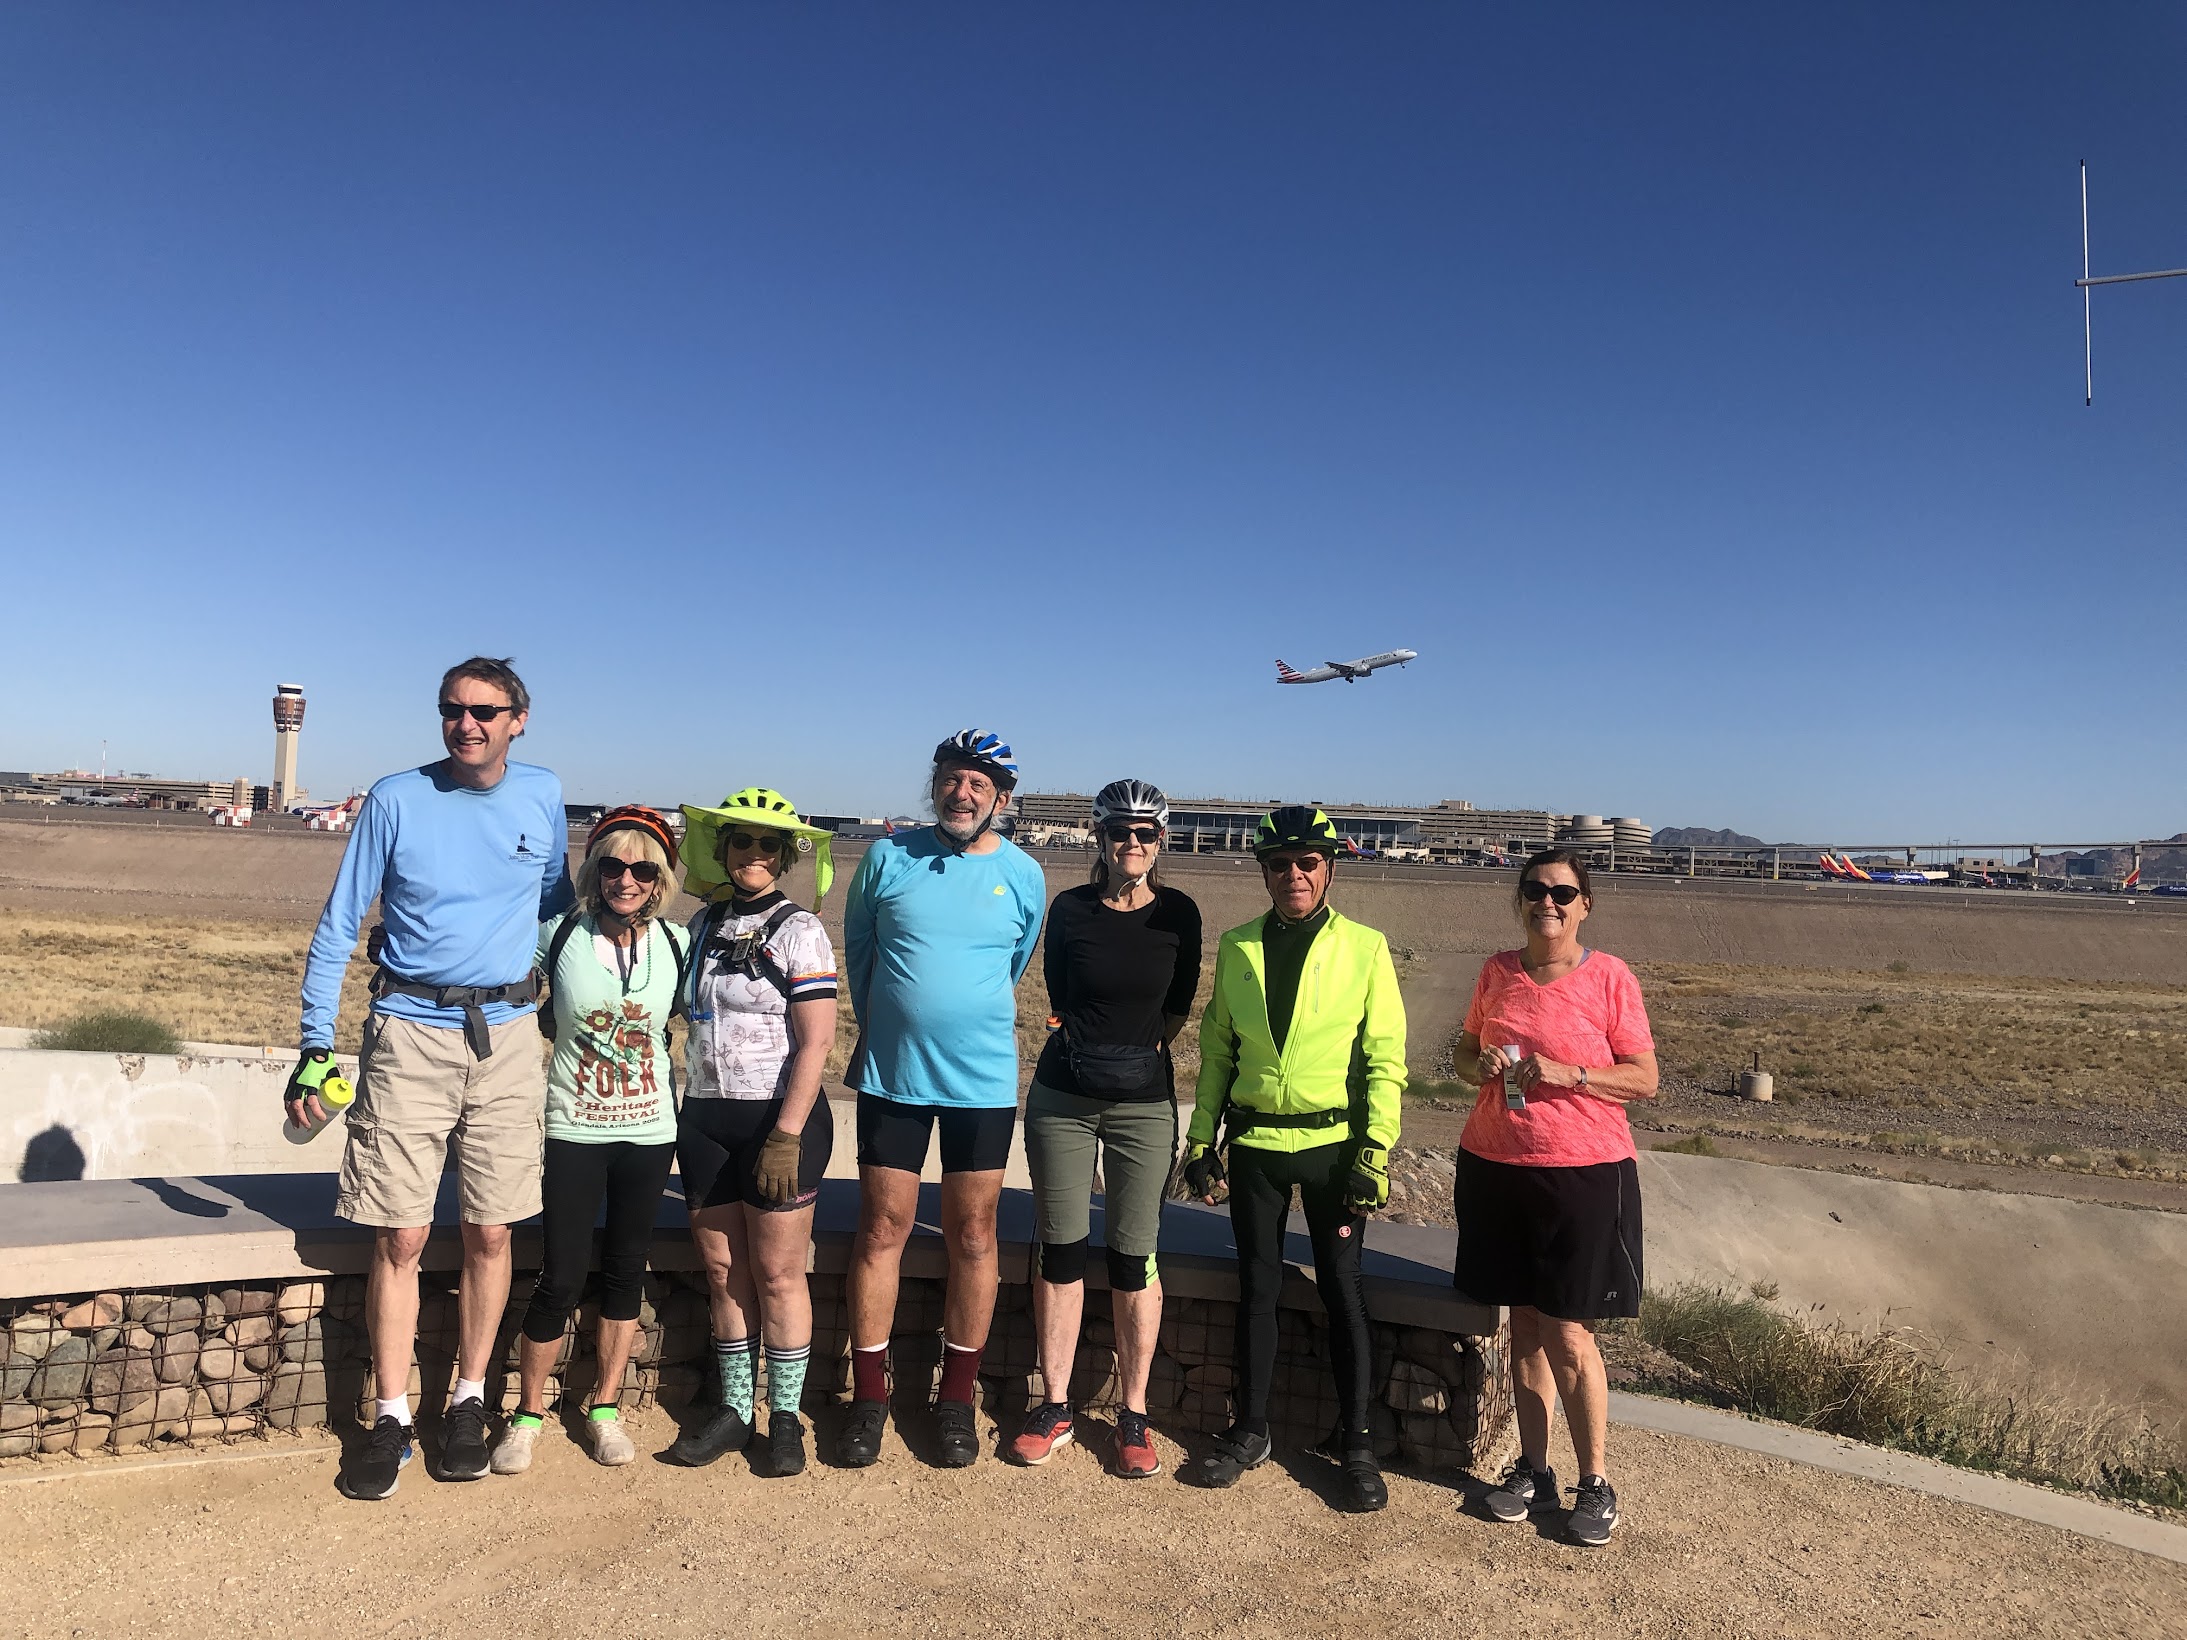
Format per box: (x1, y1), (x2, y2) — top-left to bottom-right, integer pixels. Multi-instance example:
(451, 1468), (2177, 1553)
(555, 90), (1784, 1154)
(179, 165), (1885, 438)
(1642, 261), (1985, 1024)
(1063, 1025), (1167, 1096)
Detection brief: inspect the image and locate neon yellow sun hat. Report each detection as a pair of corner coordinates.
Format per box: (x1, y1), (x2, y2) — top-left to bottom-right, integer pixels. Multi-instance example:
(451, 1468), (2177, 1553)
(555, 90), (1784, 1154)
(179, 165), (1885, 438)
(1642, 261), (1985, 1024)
(680, 787), (835, 903)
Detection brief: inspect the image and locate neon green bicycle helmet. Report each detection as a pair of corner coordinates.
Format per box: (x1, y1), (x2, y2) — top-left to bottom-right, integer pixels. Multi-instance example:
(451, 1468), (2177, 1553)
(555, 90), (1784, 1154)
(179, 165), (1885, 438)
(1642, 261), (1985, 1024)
(681, 786), (835, 902)
(1252, 804), (1342, 859)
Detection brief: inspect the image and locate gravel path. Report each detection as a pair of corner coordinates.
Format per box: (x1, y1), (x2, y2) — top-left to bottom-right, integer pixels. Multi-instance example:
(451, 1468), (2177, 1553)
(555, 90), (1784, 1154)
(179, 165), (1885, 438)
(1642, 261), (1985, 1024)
(6, 1407), (2184, 1638)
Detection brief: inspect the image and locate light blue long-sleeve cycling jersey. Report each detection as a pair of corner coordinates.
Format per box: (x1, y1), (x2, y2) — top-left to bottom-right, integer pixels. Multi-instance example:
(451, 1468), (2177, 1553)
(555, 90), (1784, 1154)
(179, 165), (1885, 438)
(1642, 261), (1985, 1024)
(844, 828), (1046, 1109)
(298, 761), (574, 1048)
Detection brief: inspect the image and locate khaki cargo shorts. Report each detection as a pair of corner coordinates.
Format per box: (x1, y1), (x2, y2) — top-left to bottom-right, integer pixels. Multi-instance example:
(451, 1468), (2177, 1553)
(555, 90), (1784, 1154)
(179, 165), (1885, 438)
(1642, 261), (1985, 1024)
(337, 1012), (546, 1228)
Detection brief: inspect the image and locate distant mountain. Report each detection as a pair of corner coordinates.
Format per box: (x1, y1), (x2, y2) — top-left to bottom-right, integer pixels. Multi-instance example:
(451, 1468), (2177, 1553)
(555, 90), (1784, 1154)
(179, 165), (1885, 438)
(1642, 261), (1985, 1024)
(2042, 831), (2187, 881)
(1653, 826), (1765, 849)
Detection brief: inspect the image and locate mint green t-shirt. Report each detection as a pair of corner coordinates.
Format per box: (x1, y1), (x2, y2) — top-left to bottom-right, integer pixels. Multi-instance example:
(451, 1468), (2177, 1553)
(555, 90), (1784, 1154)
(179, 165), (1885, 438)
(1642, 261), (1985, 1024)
(536, 911), (682, 1145)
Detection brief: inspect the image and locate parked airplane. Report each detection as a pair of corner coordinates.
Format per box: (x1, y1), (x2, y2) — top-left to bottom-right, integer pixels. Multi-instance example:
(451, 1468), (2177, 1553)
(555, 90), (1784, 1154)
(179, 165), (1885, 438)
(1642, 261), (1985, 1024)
(1275, 649), (1418, 685)
(294, 794), (363, 832)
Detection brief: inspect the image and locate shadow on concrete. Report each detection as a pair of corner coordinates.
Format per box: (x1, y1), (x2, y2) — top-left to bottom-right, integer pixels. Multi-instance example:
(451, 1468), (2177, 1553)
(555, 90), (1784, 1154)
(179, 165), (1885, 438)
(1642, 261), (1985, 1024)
(19, 1125), (85, 1182)
(135, 1178), (231, 1218)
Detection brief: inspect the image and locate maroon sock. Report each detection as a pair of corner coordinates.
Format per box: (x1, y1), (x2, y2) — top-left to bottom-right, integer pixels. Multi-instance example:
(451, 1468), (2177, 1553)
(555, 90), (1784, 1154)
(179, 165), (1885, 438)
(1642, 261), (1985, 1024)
(937, 1339), (983, 1406)
(852, 1343), (888, 1404)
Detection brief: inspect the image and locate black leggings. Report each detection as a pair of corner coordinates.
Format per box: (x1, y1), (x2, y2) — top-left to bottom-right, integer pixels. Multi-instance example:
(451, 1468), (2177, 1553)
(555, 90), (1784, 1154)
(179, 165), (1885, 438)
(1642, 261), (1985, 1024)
(1227, 1140), (1372, 1436)
(523, 1137), (678, 1344)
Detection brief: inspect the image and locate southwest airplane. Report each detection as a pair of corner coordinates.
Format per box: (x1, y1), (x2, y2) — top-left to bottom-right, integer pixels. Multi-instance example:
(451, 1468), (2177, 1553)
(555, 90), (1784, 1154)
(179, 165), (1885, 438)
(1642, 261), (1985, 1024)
(1275, 648), (1418, 685)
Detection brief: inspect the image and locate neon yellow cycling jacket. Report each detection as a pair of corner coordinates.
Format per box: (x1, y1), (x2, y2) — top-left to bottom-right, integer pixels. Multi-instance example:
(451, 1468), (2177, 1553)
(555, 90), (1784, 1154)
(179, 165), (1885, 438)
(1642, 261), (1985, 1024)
(1188, 907), (1407, 1155)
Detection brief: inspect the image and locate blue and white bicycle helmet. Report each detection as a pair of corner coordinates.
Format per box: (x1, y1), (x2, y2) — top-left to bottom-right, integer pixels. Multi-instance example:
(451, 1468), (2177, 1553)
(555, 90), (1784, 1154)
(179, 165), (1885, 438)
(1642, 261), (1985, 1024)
(934, 729), (1020, 789)
(1091, 779), (1168, 831)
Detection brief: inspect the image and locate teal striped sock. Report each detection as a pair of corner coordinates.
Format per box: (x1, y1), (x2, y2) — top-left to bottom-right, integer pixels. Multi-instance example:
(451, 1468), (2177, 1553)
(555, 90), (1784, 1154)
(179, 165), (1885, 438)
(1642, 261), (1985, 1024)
(766, 1343), (812, 1418)
(714, 1336), (757, 1421)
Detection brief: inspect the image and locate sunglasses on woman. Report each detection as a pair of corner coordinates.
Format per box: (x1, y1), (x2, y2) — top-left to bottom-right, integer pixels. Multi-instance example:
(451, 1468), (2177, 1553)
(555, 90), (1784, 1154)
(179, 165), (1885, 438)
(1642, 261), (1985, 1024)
(438, 701), (518, 723)
(1520, 880), (1582, 905)
(1102, 824), (1161, 845)
(726, 831), (784, 856)
(597, 858), (662, 884)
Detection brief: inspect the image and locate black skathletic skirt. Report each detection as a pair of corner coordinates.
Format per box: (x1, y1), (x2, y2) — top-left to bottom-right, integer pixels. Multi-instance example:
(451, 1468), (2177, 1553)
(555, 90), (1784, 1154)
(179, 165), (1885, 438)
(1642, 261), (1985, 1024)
(1451, 1148), (1642, 1321)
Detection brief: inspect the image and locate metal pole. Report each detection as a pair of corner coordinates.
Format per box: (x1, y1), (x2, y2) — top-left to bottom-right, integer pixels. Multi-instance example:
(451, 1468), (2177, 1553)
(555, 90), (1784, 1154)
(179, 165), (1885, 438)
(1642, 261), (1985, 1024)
(2083, 161), (2093, 405)
(2077, 268), (2187, 287)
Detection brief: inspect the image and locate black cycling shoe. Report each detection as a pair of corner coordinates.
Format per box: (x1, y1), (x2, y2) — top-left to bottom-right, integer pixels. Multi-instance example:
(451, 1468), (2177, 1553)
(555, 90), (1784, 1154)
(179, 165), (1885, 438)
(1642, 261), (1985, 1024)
(763, 1411), (807, 1478)
(1337, 1446), (1389, 1513)
(835, 1398), (887, 1468)
(340, 1414), (414, 1501)
(933, 1399), (980, 1469)
(1183, 1423), (1273, 1489)
(669, 1404), (751, 1468)
(438, 1396), (491, 1482)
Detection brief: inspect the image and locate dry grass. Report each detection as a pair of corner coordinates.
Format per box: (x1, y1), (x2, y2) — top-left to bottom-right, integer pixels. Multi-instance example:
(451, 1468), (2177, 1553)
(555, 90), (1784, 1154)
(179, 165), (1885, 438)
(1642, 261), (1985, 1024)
(1608, 1284), (2187, 1512)
(1640, 960), (2187, 1114)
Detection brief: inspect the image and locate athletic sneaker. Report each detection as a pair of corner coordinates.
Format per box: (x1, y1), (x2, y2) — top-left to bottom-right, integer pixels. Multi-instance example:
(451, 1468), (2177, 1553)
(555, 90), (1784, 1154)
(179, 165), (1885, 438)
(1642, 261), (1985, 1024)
(1182, 1423), (1272, 1489)
(763, 1411), (806, 1478)
(933, 1399), (980, 1468)
(1008, 1402), (1075, 1467)
(489, 1416), (543, 1476)
(1112, 1409), (1160, 1479)
(438, 1396), (492, 1482)
(585, 1411), (636, 1467)
(1483, 1457), (1558, 1522)
(341, 1415), (414, 1501)
(1568, 1474), (1619, 1546)
(669, 1403), (750, 1467)
(835, 1398), (887, 1468)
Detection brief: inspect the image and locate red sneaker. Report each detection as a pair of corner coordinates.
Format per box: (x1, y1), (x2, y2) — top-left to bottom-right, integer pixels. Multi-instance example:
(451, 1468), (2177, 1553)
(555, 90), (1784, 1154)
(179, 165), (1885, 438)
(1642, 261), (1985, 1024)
(1008, 1402), (1075, 1466)
(1113, 1409), (1161, 1479)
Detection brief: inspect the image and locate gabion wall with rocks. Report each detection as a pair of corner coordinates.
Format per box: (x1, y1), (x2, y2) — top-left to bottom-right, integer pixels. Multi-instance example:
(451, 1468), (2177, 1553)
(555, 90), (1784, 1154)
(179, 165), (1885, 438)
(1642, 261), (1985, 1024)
(1, 1264), (1512, 1474)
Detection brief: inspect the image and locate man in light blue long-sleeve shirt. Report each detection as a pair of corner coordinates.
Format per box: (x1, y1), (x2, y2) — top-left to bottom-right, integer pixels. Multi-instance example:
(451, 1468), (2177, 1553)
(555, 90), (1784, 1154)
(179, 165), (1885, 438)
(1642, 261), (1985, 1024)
(287, 657), (572, 1502)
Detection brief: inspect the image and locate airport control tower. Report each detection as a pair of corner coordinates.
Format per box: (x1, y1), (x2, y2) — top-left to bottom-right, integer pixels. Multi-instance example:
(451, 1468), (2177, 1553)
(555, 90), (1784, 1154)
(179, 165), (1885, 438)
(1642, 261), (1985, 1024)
(272, 683), (305, 811)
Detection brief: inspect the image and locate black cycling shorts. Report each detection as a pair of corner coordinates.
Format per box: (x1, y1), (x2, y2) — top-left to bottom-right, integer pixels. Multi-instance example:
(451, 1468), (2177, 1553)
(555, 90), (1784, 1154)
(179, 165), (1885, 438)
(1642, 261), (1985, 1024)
(1450, 1148), (1643, 1322)
(677, 1095), (835, 1213)
(855, 1091), (1016, 1176)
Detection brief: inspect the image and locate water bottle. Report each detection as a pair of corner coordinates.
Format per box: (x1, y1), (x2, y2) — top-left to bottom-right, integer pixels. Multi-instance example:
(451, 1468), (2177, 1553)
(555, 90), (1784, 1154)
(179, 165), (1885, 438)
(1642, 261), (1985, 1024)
(283, 1052), (356, 1145)
(1502, 1045), (1528, 1112)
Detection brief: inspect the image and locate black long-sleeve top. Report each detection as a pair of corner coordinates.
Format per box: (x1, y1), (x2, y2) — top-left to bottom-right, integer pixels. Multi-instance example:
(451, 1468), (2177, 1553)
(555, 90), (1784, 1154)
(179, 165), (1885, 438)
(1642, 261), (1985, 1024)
(1032, 883), (1204, 1101)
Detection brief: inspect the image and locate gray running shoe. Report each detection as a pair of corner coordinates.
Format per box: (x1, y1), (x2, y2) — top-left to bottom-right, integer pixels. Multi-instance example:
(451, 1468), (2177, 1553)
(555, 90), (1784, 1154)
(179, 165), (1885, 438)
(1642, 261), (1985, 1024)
(1483, 1458), (1558, 1522)
(489, 1418), (542, 1476)
(1568, 1474), (1619, 1546)
(438, 1396), (492, 1482)
(586, 1412), (637, 1467)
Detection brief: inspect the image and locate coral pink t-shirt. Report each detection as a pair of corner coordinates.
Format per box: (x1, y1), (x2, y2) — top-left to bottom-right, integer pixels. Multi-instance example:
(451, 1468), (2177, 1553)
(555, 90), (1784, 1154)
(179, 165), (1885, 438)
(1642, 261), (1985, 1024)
(1458, 948), (1655, 1168)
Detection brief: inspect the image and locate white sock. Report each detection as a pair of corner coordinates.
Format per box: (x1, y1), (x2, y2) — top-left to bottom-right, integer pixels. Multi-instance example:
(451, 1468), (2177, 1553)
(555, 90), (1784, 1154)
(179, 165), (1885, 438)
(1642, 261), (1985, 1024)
(452, 1377), (486, 1406)
(377, 1395), (412, 1426)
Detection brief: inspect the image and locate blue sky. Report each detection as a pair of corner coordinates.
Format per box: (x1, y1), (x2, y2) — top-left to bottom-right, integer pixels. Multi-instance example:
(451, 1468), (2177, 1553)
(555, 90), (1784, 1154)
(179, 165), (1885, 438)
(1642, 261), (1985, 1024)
(3, 5), (2182, 844)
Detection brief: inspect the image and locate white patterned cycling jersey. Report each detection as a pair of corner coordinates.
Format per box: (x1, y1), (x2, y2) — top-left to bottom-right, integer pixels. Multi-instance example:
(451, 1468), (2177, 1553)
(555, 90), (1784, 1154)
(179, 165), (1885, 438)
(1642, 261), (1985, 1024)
(684, 892), (839, 1100)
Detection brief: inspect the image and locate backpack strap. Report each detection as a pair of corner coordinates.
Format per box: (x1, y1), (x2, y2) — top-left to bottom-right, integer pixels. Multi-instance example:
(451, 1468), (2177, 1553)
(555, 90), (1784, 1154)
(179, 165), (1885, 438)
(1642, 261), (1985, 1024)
(536, 911), (584, 1043)
(750, 902), (805, 1001)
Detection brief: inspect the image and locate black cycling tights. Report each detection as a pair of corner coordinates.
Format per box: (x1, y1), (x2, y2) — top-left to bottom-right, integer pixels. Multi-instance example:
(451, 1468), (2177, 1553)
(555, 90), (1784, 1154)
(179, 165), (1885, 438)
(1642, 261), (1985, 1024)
(1226, 1140), (1372, 1436)
(523, 1138), (678, 1344)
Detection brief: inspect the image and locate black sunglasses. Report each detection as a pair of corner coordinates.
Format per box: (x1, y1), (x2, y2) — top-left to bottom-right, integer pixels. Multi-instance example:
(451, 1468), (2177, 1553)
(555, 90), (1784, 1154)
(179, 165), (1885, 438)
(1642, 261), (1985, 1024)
(438, 701), (518, 723)
(1102, 824), (1161, 845)
(726, 831), (784, 856)
(1521, 880), (1582, 905)
(597, 858), (662, 884)
(1263, 853), (1327, 875)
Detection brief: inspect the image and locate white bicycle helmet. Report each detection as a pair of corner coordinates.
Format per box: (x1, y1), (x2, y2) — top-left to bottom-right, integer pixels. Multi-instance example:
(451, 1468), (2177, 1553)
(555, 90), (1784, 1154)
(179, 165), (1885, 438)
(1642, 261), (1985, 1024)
(1091, 779), (1168, 832)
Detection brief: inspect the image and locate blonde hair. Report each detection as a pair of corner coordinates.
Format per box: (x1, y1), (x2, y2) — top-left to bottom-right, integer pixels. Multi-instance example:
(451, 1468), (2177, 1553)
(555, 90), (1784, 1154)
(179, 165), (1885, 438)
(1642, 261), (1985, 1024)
(577, 829), (674, 923)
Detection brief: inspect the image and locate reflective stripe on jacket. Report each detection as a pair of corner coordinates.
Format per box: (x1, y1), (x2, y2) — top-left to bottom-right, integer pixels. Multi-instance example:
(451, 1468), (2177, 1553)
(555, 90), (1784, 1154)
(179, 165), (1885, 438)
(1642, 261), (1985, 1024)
(1188, 906), (1406, 1154)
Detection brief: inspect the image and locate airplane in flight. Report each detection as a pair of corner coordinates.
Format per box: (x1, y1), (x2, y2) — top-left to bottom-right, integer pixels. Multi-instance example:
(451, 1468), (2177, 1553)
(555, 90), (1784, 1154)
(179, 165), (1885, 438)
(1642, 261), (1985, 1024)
(1275, 648), (1418, 685)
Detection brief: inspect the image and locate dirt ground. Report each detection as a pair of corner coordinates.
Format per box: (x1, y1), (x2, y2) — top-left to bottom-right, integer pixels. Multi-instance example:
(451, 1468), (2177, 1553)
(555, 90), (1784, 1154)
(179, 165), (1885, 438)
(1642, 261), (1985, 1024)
(5, 1408), (2184, 1639)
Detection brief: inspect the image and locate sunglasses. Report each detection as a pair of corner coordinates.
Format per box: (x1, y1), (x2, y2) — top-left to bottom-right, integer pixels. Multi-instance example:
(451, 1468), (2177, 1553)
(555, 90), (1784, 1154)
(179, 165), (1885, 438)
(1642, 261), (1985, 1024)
(1263, 854), (1327, 876)
(1102, 824), (1162, 845)
(1520, 880), (1583, 905)
(438, 702), (518, 723)
(597, 858), (662, 884)
(725, 831), (785, 856)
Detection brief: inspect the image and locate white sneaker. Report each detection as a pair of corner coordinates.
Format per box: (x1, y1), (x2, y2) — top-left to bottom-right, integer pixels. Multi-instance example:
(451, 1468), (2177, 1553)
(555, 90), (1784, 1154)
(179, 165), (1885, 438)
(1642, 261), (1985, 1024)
(490, 1419), (542, 1475)
(586, 1412), (636, 1467)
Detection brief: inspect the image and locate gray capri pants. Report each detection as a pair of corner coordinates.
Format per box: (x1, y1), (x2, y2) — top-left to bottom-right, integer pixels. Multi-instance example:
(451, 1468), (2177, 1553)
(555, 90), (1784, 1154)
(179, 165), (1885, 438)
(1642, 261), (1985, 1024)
(1023, 1079), (1178, 1265)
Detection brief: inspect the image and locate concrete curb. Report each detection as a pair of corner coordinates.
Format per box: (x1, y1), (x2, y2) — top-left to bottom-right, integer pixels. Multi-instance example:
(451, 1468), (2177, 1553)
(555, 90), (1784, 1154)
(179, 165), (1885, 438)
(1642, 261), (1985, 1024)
(1608, 1389), (2187, 1567)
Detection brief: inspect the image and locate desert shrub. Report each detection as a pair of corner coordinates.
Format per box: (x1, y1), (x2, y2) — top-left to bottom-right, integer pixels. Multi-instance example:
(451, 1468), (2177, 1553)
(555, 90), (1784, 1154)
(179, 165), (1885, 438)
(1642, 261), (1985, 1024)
(1623, 1285), (2187, 1511)
(1656, 1133), (1720, 1157)
(31, 1009), (181, 1054)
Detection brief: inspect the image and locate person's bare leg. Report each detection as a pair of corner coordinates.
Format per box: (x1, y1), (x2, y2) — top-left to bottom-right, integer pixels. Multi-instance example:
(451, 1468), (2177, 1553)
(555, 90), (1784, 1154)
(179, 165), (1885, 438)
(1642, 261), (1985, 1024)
(367, 1226), (430, 1408)
(1541, 1317), (1609, 1477)
(456, 1222), (512, 1383)
(847, 1167), (920, 1349)
(690, 1205), (759, 1340)
(591, 1317), (642, 1408)
(514, 1334), (559, 1416)
(1111, 1282), (1162, 1414)
(751, 1207), (817, 1349)
(1509, 1306), (1559, 1469)
(1031, 1273), (1084, 1404)
(938, 1169), (1004, 1350)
